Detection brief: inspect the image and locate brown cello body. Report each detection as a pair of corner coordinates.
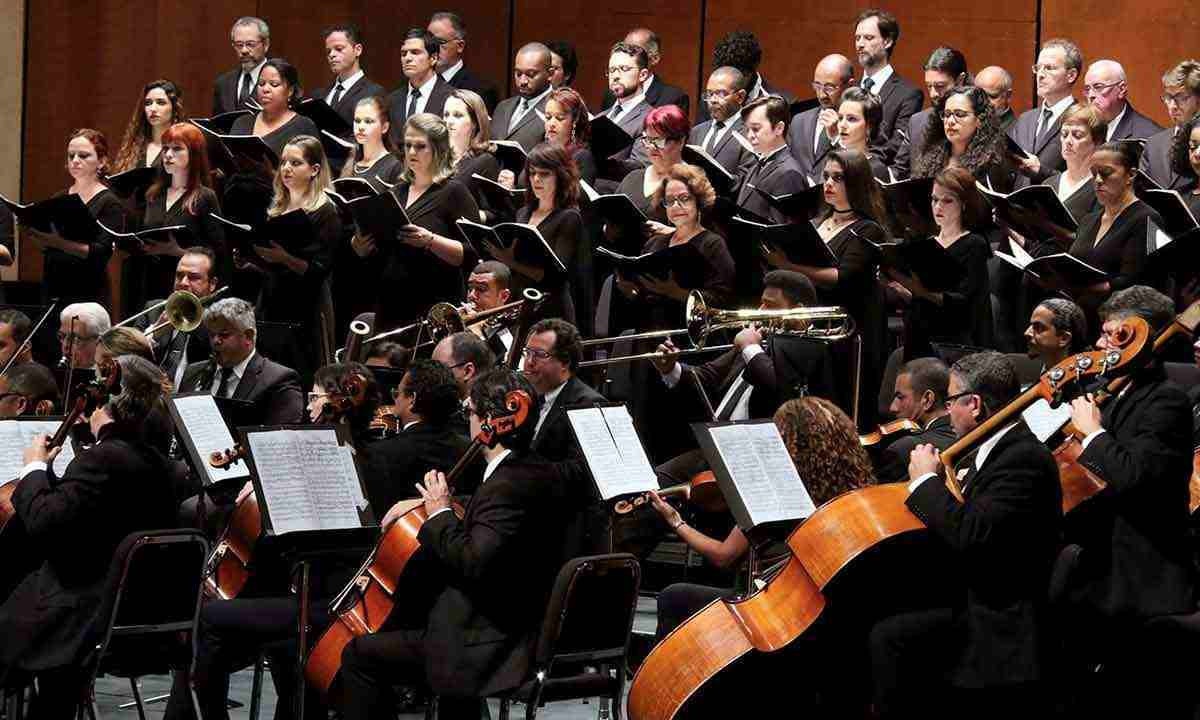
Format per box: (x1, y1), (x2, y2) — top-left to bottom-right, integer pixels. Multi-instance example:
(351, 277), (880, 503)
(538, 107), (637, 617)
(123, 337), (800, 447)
(305, 499), (464, 695)
(627, 484), (924, 720)
(203, 492), (263, 599)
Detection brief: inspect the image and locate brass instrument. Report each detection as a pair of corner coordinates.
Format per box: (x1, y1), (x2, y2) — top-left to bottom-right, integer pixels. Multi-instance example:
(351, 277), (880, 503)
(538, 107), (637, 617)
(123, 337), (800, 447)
(363, 288), (546, 347)
(579, 291), (856, 368)
(340, 320), (372, 363)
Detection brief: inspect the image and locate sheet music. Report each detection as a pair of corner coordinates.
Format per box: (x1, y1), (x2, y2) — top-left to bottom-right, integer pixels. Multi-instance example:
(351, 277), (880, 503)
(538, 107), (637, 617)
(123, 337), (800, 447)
(708, 423), (815, 526)
(172, 394), (249, 484)
(247, 429), (362, 535)
(566, 406), (658, 500)
(1021, 398), (1073, 443)
(339, 444), (368, 511)
(0, 420), (77, 481)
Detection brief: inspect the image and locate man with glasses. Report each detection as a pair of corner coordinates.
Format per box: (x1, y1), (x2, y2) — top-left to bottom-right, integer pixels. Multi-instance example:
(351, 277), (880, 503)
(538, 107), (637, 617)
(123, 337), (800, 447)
(602, 41), (656, 169)
(213, 16), (270, 115)
(432, 331), (497, 436)
(974, 66), (1017, 132)
(601, 28), (690, 116)
(491, 42), (554, 152)
(57, 302), (109, 372)
(690, 66), (756, 177)
(428, 11), (499, 112)
(789, 54), (854, 180)
(734, 95), (809, 224)
(1009, 37), (1082, 185)
(1139, 59), (1200, 190)
(871, 350), (1061, 717)
(1083, 59), (1162, 142)
(0, 362), (60, 418)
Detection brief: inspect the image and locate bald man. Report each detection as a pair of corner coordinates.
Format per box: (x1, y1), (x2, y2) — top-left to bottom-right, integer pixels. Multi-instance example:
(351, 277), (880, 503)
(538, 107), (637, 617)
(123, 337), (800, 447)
(789, 54), (855, 179)
(690, 66), (757, 177)
(975, 66), (1017, 132)
(601, 27), (690, 115)
(490, 42), (555, 151)
(1084, 59), (1162, 141)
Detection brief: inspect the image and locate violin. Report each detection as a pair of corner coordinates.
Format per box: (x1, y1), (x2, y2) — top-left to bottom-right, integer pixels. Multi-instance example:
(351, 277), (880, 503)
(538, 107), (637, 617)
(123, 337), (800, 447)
(1189, 448), (1200, 516)
(305, 389), (533, 695)
(614, 471), (727, 515)
(319, 372), (369, 424)
(367, 407), (401, 439)
(201, 445), (264, 600)
(858, 419), (922, 447)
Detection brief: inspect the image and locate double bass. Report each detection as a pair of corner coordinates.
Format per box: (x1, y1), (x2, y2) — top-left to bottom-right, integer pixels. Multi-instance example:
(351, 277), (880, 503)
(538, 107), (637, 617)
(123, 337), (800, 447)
(304, 389), (532, 694)
(626, 318), (1152, 720)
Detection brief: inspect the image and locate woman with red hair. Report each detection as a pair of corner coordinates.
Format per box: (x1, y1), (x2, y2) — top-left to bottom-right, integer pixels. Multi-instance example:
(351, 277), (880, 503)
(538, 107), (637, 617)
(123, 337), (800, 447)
(614, 104), (688, 235)
(543, 87), (597, 185)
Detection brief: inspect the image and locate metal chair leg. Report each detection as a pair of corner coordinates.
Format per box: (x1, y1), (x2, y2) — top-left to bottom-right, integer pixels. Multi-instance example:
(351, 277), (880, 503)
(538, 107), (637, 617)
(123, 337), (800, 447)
(248, 655), (265, 720)
(423, 696), (437, 720)
(127, 678), (146, 720)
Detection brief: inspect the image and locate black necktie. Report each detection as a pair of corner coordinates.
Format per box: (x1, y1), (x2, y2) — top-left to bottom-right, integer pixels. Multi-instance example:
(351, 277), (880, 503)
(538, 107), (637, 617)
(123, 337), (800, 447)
(610, 102), (623, 120)
(238, 73), (252, 107)
(1037, 106), (1054, 144)
(861, 77), (875, 93)
(160, 331), (186, 379)
(215, 365), (235, 399)
(407, 88), (421, 122)
(331, 82), (345, 108)
(706, 120), (725, 155)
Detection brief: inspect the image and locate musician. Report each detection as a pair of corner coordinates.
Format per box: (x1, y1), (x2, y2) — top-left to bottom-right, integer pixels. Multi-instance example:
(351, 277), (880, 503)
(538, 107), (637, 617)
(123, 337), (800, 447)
(228, 58), (320, 158)
(428, 12), (499, 112)
(1168, 112), (1200, 216)
(912, 86), (1014, 191)
(387, 29), (452, 147)
(1010, 38), (1082, 185)
(444, 89), (501, 218)
(889, 166), (995, 359)
(542, 87), (598, 186)
(895, 46), (969, 177)
(546, 40), (578, 89)
(734, 96), (810, 224)
(691, 66), (755, 178)
(853, 9), (923, 163)
(764, 148), (888, 426)
(1084, 60), (1162, 142)
(1139, 59), (1200, 190)
(310, 24), (386, 130)
(822, 87), (890, 180)
(523, 318), (605, 459)
(213, 16), (270, 115)
(0, 362), (60, 418)
(113, 79), (184, 173)
(96, 327), (154, 365)
(875, 357), (954, 483)
(1024, 297), (1088, 372)
(362, 359), (474, 512)
(789, 55), (854, 180)
(490, 43), (553, 153)
(601, 28), (690, 115)
(464, 260), (514, 355)
(0, 355), (179, 720)
(307, 361), (382, 444)
(337, 368), (569, 720)
(178, 297), (304, 426)
(25, 129), (125, 305)
(135, 247), (218, 386)
(695, 30), (793, 124)
(0, 309), (34, 368)
(58, 302), (111, 371)
(974, 66), (1017, 132)
(431, 331), (496, 432)
(871, 351), (1062, 718)
(357, 113), (478, 333)
(363, 341), (409, 371)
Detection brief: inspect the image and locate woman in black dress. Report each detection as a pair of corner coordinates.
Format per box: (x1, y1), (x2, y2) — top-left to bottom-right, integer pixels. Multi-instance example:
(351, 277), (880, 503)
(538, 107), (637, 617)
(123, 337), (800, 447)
(113, 79), (184, 174)
(353, 113), (479, 335)
(139, 123), (227, 305)
(485, 143), (581, 323)
(543, 88), (598, 186)
(912, 86), (1014, 192)
(614, 105), (688, 242)
(1044, 104), (1104, 225)
(25, 129), (125, 305)
(444, 89), (501, 221)
(888, 165), (995, 360)
(762, 148), (888, 427)
(339, 95), (402, 192)
(1169, 112), (1200, 217)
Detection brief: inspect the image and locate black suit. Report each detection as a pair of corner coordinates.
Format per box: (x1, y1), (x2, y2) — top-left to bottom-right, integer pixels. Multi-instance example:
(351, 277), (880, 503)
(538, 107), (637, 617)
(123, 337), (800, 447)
(734, 148), (810, 223)
(602, 75), (690, 116)
(893, 107), (934, 179)
(871, 72), (924, 164)
(135, 299), (212, 381)
(529, 376), (607, 461)
(875, 415), (957, 484)
(691, 115), (756, 180)
(445, 65), (499, 112)
(178, 351), (304, 426)
(361, 421), (474, 514)
(682, 338), (835, 422)
(1139, 127), (1189, 190)
(788, 106), (836, 181)
(871, 422), (1062, 715)
(696, 74), (792, 124)
(490, 92), (552, 153)
(311, 75), (387, 130)
(1107, 103), (1162, 141)
(338, 454), (570, 718)
(212, 67), (259, 116)
(387, 75), (454, 147)
(1009, 100), (1078, 185)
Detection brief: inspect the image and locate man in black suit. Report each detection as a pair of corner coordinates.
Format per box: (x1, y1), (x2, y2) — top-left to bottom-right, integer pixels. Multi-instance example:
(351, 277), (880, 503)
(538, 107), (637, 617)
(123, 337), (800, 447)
(387, 28), (453, 147)
(600, 41), (655, 173)
(696, 30), (794, 124)
(310, 24), (386, 129)
(136, 247), (218, 387)
(0, 308), (33, 368)
(337, 369), (571, 720)
(895, 46), (968, 178)
(428, 12), (499, 112)
(0, 356), (178, 720)
(490, 43), (554, 153)
(871, 351), (1062, 718)
(789, 54), (854, 180)
(975, 65), (1017, 133)
(1009, 38), (1083, 185)
(1062, 287), (1196, 713)
(690, 66), (755, 179)
(735, 95), (810, 223)
(362, 360), (474, 513)
(1139, 59), (1200, 190)
(432, 331), (496, 427)
(1084, 60), (1163, 142)
(853, 9), (923, 164)
(464, 261), (515, 360)
(212, 16), (270, 116)
(177, 297), (304, 426)
(600, 28), (690, 115)
(0, 362), (60, 418)
(875, 357), (956, 483)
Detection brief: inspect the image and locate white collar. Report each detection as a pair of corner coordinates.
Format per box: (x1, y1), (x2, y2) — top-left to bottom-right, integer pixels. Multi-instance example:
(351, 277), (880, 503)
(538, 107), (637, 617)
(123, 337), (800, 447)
(759, 143), (789, 163)
(1105, 103), (1129, 140)
(219, 348), (256, 382)
(403, 419), (420, 431)
(863, 64), (894, 94)
(333, 68), (364, 91)
(441, 59), (465, 82)
(520, 85), (553, 110)
(613, 90), (646, 114)
(412, 71), (439, 98)
(542, 379), (569, 410)
(482, 448), (512, 484)
(974, 421), (1019, 470)
(1040, 94), (1076, 119)
(242, 59), (267, 83)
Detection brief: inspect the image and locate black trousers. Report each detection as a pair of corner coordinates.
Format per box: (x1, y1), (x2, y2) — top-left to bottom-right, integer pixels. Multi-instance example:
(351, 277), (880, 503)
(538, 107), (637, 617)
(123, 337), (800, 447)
(338, 630), (480, 720)
(655, 583), (731, 643)
(4, 666), (88, 720)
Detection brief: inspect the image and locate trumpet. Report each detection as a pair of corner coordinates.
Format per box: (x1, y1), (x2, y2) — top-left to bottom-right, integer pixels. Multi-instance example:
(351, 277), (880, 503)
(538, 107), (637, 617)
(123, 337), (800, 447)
(578, 291), (855, 368)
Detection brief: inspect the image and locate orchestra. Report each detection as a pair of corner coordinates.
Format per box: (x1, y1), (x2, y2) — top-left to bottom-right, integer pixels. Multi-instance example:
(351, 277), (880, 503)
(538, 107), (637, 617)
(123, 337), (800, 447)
(5, 6), (1200, 719)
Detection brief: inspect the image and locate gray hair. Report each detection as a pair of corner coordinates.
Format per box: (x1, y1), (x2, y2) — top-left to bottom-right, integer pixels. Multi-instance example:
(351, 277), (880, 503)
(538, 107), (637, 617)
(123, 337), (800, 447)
(1098, 285), (1175, 334)
(1042, 38), (1083, 75)
(61, 302), (111, 337)
(430, 11), (466, 40)
(950, 351), (1019, 418)
(204, 297), (257, 334)
(1036, 298), (1088, 353)
(231, 16), (270, 40)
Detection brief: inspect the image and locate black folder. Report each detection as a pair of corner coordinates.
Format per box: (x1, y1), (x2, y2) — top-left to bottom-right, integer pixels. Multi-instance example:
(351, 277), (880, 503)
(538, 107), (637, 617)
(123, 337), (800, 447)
(595, 242), (709, 288)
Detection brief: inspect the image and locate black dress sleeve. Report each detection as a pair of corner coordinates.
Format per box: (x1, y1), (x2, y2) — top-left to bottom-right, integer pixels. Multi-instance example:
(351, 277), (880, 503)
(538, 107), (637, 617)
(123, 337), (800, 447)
(304, 202), (342, 284)
(84, 191), (125, 265)
(696, 230), (736, 308)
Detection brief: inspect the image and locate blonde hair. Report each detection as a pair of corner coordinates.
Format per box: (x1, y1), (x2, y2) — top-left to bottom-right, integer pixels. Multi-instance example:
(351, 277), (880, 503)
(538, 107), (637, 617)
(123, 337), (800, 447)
(446, 89), (493, 162)
(399, 113), (455, 185)
(651, 162), (716, 215)
(268, 135), (332, 217)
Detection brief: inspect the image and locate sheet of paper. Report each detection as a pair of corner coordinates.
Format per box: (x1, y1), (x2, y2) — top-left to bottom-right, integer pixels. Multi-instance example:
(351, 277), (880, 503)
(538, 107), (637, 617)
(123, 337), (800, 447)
(339, 444), (368, 511)
(0, 420), (77, 481)
(1022, 398), (1073, 443)
(172, 394), (249, 484)
(709, 423), (815, 526)
(293, 429), (362, 530)
(247, 429), (361, 535)
(566, 407), (658, 500)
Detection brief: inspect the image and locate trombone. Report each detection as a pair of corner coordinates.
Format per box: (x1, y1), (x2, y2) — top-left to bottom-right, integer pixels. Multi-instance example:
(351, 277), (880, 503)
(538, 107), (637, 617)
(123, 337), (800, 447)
(353, 288), (546, 348)
(578, 290), (856, 368)
(116, 287), (230, 336)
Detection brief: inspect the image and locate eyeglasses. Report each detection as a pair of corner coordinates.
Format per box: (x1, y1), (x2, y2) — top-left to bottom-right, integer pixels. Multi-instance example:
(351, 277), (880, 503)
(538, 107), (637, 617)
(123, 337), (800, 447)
(639, 136), (670, 150)
(1083, 81), (1121, 96)
(701, 90), (733, 102)
(232, 41), (262, 51)
(942, 109), (975, 121)
(57, 332), (98, 344)
(811, 82), (841, 95)
(521, 347), (554, 362)
(1032, 63), (1064, 74)
(944, 389), (976, 407)
(663, 194), (694, 208)
(1162, 91), (1194, 106)
(306, 392), (328, 404)
(607, 65), (636, 76)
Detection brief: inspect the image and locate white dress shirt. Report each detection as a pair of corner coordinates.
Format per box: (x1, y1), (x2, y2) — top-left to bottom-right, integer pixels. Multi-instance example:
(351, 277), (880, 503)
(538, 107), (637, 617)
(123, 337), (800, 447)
(610, 90), (647, 123)
(210, 349), (256, 398)
(861, 64), (895, 96)
(1105, 104), (1129, 141)
(427, 448), (511, 521)
(409, 73), (439, 116)
(238, 60), (267, 100)
(533, 379), (568, 439)
(441, 59), (464, 83)
(1035, 94), (1076, 140)
(908, 421), (1018, 493)
(325, 69), (364, 105)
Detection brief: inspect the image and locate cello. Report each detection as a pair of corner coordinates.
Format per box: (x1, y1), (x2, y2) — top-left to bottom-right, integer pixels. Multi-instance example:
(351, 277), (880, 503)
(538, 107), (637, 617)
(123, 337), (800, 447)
(626, 318), (1152, 720)
(304, 389), (532, 695)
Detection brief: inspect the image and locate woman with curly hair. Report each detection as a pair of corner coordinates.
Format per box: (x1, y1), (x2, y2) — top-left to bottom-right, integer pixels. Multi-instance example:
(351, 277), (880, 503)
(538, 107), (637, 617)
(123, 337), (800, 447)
(113, 79), (186, 173)
(912, 86), (1014, 191)
(1168, 111), (1200, 218)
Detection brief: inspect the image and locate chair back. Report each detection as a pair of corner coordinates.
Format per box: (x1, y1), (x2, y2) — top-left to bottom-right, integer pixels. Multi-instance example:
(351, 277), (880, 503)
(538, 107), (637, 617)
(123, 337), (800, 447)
(534, 553), (641, 670)
(95, 529), (209, 642)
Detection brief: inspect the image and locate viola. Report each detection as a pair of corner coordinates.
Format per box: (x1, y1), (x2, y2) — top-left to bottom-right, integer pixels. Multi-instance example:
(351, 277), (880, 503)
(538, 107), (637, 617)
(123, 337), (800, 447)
(858, 419), (922, 448)
(201, 445), (264, 600)
(305, 389), (533, 695)
(367, 407), (401, 439)
(613, 471), (726, 515)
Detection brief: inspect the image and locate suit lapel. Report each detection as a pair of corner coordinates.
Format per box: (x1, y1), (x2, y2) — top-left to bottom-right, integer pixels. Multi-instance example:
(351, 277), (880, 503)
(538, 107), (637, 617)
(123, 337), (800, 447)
(506, 95), (547, 139)
(713, 117), (744, 158)
(876, 75), (898, 106)
(232, 354), (262, 401)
